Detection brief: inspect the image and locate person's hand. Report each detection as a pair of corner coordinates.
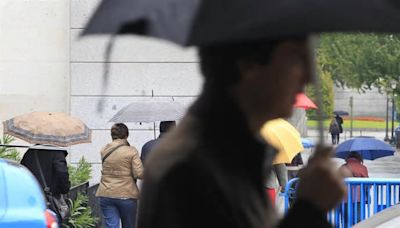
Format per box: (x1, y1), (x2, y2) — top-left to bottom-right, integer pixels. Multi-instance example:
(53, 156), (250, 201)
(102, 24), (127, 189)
(296, 145), (346, 212)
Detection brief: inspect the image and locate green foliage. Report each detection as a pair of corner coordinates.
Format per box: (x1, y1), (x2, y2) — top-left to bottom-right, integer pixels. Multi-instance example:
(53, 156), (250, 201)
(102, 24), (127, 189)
(63, 193), (98, 228)
(318, 33), (400, 92)
(0, 134), (21, 161)
(68, 157), (92, 187)
(305, 68), (334, 119)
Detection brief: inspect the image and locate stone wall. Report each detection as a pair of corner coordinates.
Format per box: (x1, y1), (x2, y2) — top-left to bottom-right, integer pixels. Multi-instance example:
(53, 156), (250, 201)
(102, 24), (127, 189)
(0, 0), (70, 136)
(334, 85), (391, 118)
(70, 0), (203, 184)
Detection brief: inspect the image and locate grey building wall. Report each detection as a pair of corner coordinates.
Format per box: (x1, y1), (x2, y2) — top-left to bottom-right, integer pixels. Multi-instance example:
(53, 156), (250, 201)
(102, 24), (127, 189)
(334, 85), (391, 118)
(70, 0), (203, 184)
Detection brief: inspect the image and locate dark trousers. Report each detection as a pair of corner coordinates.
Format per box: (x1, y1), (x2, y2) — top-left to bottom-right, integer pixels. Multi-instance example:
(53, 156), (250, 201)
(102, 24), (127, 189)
(331, 134), (340, 145)
(98, 197), (138, 228)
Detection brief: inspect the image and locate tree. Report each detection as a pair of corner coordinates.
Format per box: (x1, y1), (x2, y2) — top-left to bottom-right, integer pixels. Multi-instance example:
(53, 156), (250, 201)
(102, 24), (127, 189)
(318, 33), (400, 92)
(305, 67), (334, 119)
(318, 33), (400, 120)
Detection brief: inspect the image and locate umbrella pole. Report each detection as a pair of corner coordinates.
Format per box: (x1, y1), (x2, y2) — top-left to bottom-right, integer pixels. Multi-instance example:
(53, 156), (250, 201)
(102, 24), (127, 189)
(153, 122), (156, 139)
(309, 35), (325, 144)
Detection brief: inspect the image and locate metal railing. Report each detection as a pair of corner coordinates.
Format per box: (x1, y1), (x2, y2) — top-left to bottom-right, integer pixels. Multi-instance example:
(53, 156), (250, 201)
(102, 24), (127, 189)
(282, 178), (400, 228)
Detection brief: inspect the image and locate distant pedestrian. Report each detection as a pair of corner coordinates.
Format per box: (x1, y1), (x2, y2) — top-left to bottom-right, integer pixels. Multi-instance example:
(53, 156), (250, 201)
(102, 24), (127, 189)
(335, 114), (344, 138)
(329, 118), (340, 145)
(96, 123), (144, 228)
(141, 121), (176, 165)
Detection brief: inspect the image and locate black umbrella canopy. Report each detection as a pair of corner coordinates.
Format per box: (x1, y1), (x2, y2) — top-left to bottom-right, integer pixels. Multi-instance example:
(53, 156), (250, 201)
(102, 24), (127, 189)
(333, 110), (349, 116)
(83, 0), (400, 46)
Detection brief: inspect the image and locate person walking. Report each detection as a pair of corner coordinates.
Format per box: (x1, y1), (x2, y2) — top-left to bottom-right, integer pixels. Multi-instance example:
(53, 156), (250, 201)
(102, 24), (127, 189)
(141, 121), (176, 164)
(335, 114), (344, 141)
(329, 118), (340, 145)
(138, 37), (345, 228)
(96, 123), (144, 228)
(21, 147), (71, 222)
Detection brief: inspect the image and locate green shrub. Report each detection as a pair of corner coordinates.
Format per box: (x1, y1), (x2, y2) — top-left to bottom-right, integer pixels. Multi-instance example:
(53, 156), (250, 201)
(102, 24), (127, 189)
(66, 157), (98, 227)
(68, 157), (92, 187)
(0, 134), (20, 161)
(305, 68), (334, 119)
(63, 193), (98, 228)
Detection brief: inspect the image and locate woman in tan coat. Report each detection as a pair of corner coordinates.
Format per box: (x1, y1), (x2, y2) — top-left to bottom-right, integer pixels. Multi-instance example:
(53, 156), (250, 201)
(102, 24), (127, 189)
(96, 123), (144, 228)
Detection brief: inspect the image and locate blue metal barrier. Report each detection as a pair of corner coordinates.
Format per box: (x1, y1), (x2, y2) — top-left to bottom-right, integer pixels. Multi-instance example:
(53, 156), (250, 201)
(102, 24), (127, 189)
(282, 178), (400, 228)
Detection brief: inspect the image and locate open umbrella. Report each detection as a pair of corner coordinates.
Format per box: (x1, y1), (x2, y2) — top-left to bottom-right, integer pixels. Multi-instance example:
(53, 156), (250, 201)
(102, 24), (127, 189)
(301, 138), (315, 149)
(83, 0), (400, 46)
(3, 112), (91, 147)
(335, 137), (395, 160)
(110, 101), (186, 123)
(293, 93), (317, 110)
(260, 118), (304, 164)
(333, 110), (349, 116)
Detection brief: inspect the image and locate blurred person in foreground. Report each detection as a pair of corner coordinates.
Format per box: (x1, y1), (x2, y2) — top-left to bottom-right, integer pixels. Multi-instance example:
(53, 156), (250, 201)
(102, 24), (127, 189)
(141, 121), (176, 165)
(138, 37), (345, 228)
(96, 123), (144, 228)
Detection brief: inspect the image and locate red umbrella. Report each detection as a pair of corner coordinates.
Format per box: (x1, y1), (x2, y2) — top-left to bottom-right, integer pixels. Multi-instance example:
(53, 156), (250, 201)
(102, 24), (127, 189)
(293, 93), (317, 110)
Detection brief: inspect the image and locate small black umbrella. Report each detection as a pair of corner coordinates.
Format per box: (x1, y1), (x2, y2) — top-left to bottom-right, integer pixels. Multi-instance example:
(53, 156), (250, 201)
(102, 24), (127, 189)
(83, 0), (400, 46)
(333, 110), (349, 116)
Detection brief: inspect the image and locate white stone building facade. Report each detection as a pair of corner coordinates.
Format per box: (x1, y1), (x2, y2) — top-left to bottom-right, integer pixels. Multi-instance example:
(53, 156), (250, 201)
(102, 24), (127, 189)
(1, 0), (203, 184)
(1, 0), (390, 184)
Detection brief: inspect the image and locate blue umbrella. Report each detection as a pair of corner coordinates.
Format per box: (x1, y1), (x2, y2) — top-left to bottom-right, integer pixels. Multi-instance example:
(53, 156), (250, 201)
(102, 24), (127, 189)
(301, 138), (315, 149)
(335, 137), (395, 160)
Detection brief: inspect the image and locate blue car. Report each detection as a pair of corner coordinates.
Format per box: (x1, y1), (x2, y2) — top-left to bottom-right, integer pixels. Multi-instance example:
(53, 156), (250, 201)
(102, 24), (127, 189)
(0, 158), (58, 228)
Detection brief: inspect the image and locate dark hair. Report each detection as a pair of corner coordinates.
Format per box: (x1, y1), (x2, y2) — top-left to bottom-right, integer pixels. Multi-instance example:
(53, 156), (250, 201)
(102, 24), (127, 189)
(198, 37), (307, 86)
(111, 123), (129, 140)
(160, 121), (176, 133)
(346, 151), (363, 163)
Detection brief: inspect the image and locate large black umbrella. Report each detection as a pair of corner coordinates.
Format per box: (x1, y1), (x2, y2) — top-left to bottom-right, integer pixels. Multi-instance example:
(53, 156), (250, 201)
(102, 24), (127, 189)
(83, 0), (400, 46)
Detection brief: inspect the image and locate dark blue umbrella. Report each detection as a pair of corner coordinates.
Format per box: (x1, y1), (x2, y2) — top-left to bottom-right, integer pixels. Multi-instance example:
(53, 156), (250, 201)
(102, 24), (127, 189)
(335, 137), (395, 160)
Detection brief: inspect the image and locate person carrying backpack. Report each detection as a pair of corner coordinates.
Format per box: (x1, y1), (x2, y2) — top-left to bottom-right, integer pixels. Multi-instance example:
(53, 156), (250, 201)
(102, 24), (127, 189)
(329, 118), (340, 145)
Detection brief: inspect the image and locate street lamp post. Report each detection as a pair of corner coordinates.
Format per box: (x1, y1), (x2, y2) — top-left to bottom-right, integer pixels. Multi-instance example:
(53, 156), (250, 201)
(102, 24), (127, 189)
(390, 81), (397, 143)
(385, 94), (390, 142)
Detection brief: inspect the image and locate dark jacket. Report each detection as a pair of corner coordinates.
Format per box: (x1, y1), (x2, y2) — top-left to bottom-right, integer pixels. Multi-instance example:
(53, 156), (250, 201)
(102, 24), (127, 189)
(329, 120), (340, 135)
(335, 116), (344, 133)
(137, 87), (331, 228)
(21, 148), (70, 195)
(141, 135), (164, 164)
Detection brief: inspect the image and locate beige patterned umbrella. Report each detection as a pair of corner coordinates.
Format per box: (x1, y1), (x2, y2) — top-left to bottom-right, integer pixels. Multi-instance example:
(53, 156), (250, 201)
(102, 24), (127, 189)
(3, 112), (91, 147)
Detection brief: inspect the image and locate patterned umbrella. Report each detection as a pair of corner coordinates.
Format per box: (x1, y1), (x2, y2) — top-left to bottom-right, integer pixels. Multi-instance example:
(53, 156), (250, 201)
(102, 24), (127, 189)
(3, 112), (91, 147)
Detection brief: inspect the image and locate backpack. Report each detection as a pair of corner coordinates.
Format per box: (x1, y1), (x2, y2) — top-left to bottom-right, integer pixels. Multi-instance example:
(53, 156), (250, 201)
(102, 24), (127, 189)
(330, 120), (340, 134)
